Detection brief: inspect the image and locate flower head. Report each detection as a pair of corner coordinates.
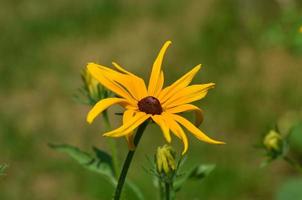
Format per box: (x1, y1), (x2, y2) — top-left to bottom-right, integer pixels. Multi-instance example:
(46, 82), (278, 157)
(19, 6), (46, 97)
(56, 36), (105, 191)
(86, 41), (224, 154)
(299, 26), (302, 33)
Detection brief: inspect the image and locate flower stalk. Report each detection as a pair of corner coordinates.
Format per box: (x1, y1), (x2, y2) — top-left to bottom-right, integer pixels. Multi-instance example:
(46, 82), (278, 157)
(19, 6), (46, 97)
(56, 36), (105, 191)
(165, 182), (171, 200)
(113, 120), (149, 200)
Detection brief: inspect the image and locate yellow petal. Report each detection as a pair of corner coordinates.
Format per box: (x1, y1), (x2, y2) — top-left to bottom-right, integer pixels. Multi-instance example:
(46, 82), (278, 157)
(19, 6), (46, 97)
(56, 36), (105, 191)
(151, 114), (171, 143)
(123, 110), (136, 150)
(162, 112), (188, 154)
(156, 149), (163, 172)
(164, 150), (176, 170)
(88, 63), (144, 103)
(87, 98), (128, 124)
(154, 70), (164, 97)
(158, 64), (201, 103)
(103, 112), (150, 137)
(112, 62), (136, 76)
(162, 155), (169, 174)
(123, 110), (136, 123)
(164, 83), (215, 108)
(148, 41), (172, 96)
(171, 113), (225, 145)
(99, 66), (141, 101)
(167, 104), (203, 127)
(112, 62), (148, 100)
(87, 63), (137, 103)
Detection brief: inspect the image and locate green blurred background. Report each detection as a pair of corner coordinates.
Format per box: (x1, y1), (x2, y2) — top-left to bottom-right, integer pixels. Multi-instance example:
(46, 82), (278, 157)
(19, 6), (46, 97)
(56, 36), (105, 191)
(1, 0), (302, 199)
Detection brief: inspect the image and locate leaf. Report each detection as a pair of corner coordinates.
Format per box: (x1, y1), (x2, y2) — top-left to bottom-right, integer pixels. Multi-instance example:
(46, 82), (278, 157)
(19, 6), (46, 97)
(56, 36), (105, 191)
(49, 144), (145, 200)
(92, 146), (114, 174)
(277, 178), (302, 200)
(174, 164), (216, 191)
(49, 143), (115, 183)
(0, 164), (8, 176)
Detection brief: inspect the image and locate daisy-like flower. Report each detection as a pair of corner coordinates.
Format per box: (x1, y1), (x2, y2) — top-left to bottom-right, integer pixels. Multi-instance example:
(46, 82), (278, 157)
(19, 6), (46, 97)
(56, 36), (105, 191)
(86, 41), (224, 154)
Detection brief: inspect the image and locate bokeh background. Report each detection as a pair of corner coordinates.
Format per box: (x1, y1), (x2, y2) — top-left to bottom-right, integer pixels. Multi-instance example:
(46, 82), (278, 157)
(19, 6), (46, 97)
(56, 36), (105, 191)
(1, 0), (302, 199)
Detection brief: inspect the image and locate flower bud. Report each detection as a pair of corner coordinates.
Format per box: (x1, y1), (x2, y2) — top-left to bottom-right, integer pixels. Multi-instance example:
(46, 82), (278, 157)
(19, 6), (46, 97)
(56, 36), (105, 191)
(263, 130), (283, 152)
(156, 145), (176, 175)
(82, 68), (100, 101)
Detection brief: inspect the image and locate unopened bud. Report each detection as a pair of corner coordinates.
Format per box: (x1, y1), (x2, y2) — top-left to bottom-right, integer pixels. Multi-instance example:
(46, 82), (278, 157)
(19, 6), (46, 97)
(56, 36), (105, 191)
(82, 68), (100, 101)
(263, 130), (283, 152)
(156, 145), (176, 174)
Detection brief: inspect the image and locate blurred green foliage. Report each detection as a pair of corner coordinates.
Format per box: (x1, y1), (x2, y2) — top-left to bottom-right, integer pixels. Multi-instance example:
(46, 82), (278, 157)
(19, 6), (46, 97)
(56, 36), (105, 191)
(288, 122), (302, 153)
(0, 164), (8, 176)
(277, 178), (302, 200)
(1, 0), (302, 199)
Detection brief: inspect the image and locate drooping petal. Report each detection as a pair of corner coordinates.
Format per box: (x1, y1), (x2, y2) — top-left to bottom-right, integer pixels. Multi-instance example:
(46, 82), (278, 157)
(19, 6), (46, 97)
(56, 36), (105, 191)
(162, 112), (188, 154)
(158, 64), (201, 103)
(103, 112), (150, 137)
(171, 113), (225, 145)
(87, 98), (128, 124)
(167, 104), (203, 127)
(112, 62), (148, 100)
(163, 83), (215, 108)
(123, 110), (136, 150)
(148, 41), (171, 96)
(151, 114), (171, 143)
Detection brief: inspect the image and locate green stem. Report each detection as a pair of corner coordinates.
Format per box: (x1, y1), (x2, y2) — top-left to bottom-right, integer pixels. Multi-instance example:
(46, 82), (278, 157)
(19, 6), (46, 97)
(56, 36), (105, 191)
(165, 182), (170, 200)
(159, 179), (165, 200)
(283, 156), (302, 173)
(103, 111), (119, 177)
(113, 120), (149, 200)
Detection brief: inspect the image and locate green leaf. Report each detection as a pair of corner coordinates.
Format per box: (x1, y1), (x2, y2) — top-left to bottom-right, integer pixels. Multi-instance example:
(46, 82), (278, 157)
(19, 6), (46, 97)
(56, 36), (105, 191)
(174, 164), (216, 191)
(92, 146), (114, 173)
(49, 143), (115, 182)
(49, 144), (145, 200)
(0, 164), (8, 176)
(277, 178), (302, 200)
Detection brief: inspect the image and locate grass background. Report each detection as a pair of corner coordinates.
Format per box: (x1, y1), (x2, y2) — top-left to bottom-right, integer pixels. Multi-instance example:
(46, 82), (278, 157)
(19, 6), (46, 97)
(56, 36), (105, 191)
(1, 0), (302, 199)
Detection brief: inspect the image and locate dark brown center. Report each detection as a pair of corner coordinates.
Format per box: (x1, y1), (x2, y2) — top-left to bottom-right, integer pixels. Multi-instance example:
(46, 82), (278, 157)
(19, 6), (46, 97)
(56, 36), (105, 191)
(138, 96), (163, 115)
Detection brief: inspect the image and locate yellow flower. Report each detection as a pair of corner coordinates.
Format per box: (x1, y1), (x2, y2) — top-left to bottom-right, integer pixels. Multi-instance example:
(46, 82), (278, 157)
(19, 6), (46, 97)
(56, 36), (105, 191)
(156, 145), (176, 174)
(263, 130), (282, 152)
(299, 26), (302, 33)
(86, 41), (224, 154)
